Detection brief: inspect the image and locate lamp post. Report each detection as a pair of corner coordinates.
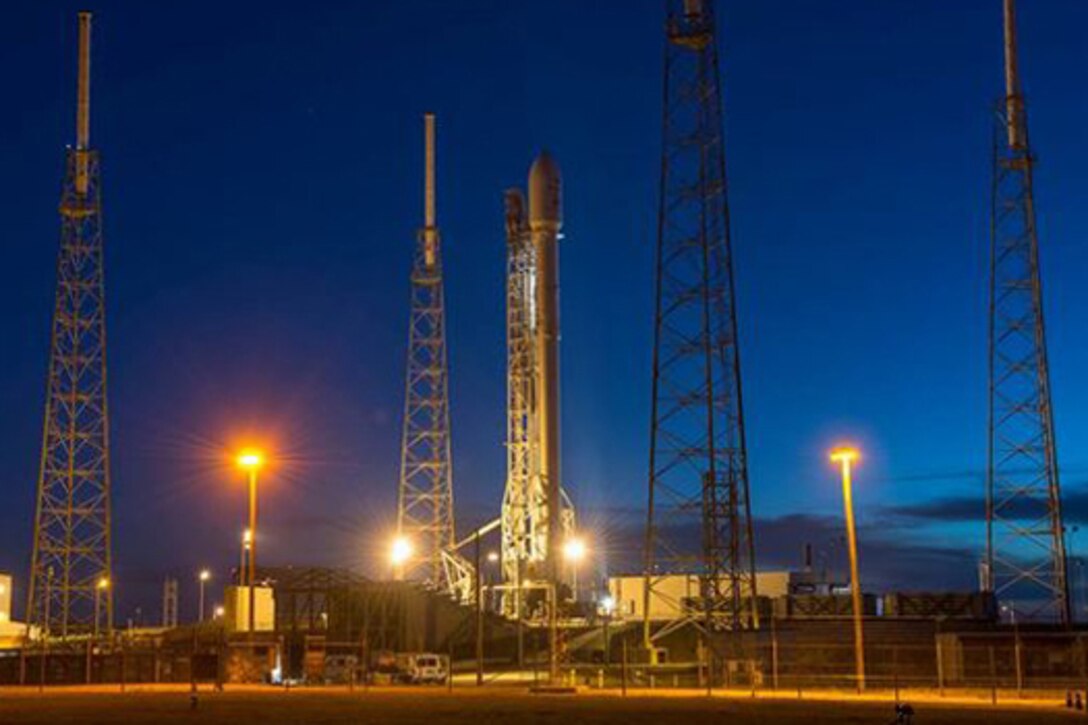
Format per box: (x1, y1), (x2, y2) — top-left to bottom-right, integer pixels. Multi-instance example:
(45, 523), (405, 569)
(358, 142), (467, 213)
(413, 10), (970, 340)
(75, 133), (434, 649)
(236, 450), (264, 636)
(600, 595), (615, 665)
(198, 569), (211, 622)
(240, 529), (252, 587)
(94, 577), (110, 639)
(830, 446), (865, 693)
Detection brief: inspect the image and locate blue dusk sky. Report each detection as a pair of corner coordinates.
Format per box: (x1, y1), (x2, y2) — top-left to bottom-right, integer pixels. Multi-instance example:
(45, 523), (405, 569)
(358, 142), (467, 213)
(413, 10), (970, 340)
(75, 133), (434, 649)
(1, 1), (1087, 622)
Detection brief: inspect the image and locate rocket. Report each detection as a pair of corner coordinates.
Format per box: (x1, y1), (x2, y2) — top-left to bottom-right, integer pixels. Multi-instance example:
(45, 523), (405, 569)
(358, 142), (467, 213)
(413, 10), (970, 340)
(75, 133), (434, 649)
(528, 152), (562, 577)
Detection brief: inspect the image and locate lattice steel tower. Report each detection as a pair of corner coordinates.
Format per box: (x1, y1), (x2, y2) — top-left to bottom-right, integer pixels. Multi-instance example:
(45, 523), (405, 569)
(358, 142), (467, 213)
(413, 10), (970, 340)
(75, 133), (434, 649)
(499, 188), (542, 614)
(643, 0), (757, 649)
(396, 113), (455, 587)
(27, 12), (114, 639)
(985, 0), (1069, 624)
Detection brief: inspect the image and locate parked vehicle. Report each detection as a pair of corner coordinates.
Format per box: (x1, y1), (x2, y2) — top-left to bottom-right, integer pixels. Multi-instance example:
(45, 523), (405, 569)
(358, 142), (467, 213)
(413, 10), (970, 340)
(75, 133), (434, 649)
(393, 652), (448, 685)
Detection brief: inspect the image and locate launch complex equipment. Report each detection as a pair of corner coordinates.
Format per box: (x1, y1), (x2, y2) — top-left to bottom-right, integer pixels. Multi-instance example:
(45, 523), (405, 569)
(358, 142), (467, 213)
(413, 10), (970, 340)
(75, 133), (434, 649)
(985, 0), (1070, 624)
(395, 114), (458, 591)
(393, 114), (577, 634)
(500, 156), (576, 619)
(642, 0), (759, 657)
(27, 12), (115, 640)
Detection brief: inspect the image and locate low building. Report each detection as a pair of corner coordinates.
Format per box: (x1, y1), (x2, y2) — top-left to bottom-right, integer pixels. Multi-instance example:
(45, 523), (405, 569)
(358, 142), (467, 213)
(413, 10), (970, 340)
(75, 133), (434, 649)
(0, 573), (29, 647)
(608, 571), (793, 622)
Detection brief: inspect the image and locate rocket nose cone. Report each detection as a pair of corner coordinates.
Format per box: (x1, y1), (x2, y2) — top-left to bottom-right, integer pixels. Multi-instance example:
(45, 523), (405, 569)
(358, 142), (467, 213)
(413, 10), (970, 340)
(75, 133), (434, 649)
(528, 152), (561, 227)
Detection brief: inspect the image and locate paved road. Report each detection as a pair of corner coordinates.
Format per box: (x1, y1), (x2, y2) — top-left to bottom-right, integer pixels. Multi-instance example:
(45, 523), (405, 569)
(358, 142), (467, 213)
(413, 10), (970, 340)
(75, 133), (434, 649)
(0, 687), (1078, 723)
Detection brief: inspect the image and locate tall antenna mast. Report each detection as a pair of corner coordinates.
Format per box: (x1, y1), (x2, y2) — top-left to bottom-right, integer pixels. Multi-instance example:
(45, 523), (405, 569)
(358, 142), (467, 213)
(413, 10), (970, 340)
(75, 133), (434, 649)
(27, 11), (114, 639)
(986, 0), (1069, 624)
(395, 113), (456, 588)
(423, 112), (437, 266)
(1003, 0), (1025, 150)
(75, 12), (92, 194)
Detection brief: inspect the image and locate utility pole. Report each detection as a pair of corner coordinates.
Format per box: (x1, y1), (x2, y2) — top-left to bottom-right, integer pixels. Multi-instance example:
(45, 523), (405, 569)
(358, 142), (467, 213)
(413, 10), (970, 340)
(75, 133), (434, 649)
(643, 0), (758, 660)
(27, 11), (113, 640)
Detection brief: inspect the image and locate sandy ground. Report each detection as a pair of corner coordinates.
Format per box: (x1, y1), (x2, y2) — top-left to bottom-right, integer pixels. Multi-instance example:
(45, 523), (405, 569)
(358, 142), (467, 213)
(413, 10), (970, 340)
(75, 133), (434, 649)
(0, 686), (1081, 724)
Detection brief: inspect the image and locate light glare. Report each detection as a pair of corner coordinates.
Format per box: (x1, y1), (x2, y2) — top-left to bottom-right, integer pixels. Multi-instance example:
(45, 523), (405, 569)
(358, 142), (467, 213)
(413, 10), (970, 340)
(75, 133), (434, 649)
(390, 536), (413, 566)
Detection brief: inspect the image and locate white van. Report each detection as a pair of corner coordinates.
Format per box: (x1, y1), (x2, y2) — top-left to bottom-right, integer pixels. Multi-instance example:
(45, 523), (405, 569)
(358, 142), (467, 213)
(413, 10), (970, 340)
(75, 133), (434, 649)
(394, 652), (448, 685)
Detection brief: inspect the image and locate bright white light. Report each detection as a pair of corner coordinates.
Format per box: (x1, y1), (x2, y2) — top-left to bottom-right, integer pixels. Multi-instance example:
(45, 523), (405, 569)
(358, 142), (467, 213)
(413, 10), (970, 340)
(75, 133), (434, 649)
(600, 595), (616, 615)
(391, 536), (413, 566)
(563, 537), (587, 562)
(199, 569), (211, 582)
(487, 551), (500, 564)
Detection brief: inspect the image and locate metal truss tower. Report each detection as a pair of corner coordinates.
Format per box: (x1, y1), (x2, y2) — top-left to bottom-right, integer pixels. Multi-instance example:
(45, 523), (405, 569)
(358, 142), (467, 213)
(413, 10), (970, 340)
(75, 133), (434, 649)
(985, 0), (1069, 624)
(642, 0), (757, 649)
(27, 12), (114, 639)
(500, 189), (544, 615)
(396, 113), (456, 588)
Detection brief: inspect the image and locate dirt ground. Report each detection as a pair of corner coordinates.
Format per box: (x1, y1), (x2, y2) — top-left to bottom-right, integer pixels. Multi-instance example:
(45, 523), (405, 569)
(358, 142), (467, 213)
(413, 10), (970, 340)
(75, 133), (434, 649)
(0, 687), (1080, 724)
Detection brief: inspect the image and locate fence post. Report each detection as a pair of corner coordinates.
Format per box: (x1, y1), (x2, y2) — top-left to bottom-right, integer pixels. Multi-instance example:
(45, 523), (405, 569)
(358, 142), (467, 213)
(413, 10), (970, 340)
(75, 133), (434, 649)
(1013, 627), (1023, 698)
(1081, 637), (1087, 711)
(620, 639), (628, 697)
(771, 614), (779, 691)
(935, 632), (944, 697)
(447, 639), (454, 693)
(893, 645), (899, 704)
(705, 632), (712, 698)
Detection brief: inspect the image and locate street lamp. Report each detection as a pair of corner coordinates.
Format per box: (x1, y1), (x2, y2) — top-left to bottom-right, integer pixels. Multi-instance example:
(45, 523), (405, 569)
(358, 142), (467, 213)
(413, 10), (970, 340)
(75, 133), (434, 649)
(563, 537), (587, 600)
(236, 449), (264, 636)
(94, 577), (110, 639)
(830, 446), (865, 692)
(198, 569), (211, 622)
(214, 605), (225, 619)
(599, 594), (616, 664)
(240, 528), (252, 587)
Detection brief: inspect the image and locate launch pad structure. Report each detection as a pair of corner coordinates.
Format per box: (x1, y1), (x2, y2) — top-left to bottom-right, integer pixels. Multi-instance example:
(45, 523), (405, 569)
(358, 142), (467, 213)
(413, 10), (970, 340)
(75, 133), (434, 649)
(27, 11), (114, 642)
(393, 115), (577, 644)
(985, 0), (1070, 624)
(13, 2), (1086, 690)
(642, 0), (759, 660)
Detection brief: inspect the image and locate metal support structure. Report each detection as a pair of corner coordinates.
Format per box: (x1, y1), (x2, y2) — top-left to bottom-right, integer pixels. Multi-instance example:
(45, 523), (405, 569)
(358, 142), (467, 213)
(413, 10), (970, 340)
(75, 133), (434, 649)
(27, 11), (114, 640)
(642, 0), (758, 652)
(396, 113), (456, 589)
(501, 189), (545, 613)
(500, 171), (576, 619)
(985, 0), (1070, 624)
(162, 578), (179, 629)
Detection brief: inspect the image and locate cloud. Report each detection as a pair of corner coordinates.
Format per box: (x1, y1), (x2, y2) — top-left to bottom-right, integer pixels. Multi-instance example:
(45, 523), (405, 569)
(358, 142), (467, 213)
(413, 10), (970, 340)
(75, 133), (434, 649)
(881, 482), (1088, 524)
(594, 507), (978, 593)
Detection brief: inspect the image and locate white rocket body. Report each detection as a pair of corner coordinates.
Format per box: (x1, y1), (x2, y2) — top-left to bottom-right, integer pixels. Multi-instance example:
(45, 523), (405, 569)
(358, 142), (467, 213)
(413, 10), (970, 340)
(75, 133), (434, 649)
(528, 153), (562, 576)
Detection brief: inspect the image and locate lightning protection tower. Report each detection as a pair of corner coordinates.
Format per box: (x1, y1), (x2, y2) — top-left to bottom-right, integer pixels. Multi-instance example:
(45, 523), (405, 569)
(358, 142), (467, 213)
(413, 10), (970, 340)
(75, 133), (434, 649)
(642, 0), (758, 652)
(985, 0), (1069, 624)
(396, 114), (456, 588)
(27, 12), (114, 639)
